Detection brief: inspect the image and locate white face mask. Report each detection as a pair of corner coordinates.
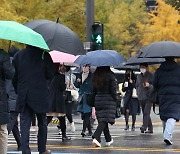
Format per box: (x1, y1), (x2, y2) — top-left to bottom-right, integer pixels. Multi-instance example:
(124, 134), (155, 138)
(140, 68), (146, 74)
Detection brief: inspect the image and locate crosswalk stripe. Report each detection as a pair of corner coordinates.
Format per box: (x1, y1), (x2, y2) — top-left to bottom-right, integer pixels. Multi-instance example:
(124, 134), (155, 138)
(8, 131), (121, 145)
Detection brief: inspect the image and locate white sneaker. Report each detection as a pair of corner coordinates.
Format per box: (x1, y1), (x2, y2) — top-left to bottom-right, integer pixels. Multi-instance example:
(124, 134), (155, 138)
(106, 139), (113, 146)
(92, 138), (101, 147)
(70, 122), (76, 132)
(164, 139), (173, 145)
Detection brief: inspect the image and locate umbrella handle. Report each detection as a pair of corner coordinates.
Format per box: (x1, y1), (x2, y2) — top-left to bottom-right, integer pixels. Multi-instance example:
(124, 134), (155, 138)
(8, 41), (11, 52)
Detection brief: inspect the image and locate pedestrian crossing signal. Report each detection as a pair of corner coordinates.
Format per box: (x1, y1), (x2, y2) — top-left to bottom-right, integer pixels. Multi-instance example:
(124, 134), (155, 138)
(91, 22), (103, 50)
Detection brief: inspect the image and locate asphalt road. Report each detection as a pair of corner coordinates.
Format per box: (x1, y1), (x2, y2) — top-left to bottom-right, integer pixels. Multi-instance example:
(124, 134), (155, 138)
(8, 110), (180, 154)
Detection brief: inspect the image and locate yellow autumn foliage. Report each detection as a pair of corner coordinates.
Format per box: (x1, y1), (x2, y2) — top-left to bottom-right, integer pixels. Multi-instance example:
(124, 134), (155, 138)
(138, 0), (180, 46)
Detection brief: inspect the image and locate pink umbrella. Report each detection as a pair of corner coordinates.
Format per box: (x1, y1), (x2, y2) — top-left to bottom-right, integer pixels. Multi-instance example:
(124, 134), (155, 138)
(50, 50), (79, 66)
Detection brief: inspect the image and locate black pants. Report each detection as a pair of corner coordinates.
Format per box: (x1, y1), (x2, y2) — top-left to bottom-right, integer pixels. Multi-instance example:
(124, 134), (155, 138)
(65, 102), (73, 123)
(20, 105), (47, 154)
(47, 116), (66, 137)
(31, 113), (36, 126)
(92, 121), (111, 143)
(7, 111), (21, 147)
(140, 100), (153, 131)
(81, 113), (92, 133)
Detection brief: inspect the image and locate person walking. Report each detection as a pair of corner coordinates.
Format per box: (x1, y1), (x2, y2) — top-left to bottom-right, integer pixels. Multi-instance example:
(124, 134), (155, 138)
(64, 66), (76, 132)
(122, 69), (139, 131)
(47, 63), (71, 141)
(136, 63), (154, 134)
(75, 65), (93, 137)
(91, 66), (118, 147)
(12, 45), (55, 154)
(153, 57), (180, 145)
(0, 48), (14, 154)
(6, 46), (21, 151)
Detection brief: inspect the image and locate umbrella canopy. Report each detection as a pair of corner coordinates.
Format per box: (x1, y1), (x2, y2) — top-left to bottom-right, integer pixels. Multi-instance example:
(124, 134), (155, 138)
(74, 50), (126, 67)
(49, 50), (79, 66)
(138, 41), (180, 58)
(0, 20), (49, 50)
(24, 19), (85, 55)
(126, 54), (165, 65)
(116, 63), (139, 70)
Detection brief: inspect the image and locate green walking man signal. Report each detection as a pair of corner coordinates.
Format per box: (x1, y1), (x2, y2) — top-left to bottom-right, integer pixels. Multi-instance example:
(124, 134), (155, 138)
(91, 22), (103, 50)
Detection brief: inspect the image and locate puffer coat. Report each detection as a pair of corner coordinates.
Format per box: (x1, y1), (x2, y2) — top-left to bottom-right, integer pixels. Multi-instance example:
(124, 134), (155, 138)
(93, 72), (118, 125)
(0, 49), (15, 125)
(153, 60), (180, 121)
(49, 72), (66, 113)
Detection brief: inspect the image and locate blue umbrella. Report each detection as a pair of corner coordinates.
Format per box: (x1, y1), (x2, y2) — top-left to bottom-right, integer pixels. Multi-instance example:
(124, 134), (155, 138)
(74, 50), (126, 66)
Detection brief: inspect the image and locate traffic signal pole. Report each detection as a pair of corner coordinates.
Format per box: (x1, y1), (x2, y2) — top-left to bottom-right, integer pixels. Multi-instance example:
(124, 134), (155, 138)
(85, 0), (94, 51)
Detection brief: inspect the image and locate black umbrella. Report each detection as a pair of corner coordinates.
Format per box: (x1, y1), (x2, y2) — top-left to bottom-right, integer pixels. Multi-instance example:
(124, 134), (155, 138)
(138, 41), (180, 58)
(126, 54), (165, 65)
(24, 19), (85, 55)
(115, 63), (139, 70)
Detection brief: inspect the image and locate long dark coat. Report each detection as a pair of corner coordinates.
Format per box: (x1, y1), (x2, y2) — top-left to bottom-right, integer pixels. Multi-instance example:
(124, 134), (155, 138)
(153, 60), (180, 121)
(12, 46), (55, 113)
(93, 71), (118, 125)
(0, 49), (14, 125)
(122, 79), (139, 115)
(49, 72), (66, 113)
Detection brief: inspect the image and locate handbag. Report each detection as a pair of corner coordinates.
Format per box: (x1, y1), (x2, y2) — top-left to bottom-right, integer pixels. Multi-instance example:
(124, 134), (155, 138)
(70, 89), (79, 101)
(132, 88), (138, 98)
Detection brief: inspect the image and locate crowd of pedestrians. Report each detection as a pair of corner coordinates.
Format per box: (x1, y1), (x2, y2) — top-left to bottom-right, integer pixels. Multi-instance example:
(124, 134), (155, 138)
(0, 45), (180, 154)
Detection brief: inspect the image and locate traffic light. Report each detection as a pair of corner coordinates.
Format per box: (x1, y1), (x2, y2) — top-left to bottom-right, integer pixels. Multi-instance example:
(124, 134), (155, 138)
(146, 0), (157, 12)
(91, 22), (103, 50)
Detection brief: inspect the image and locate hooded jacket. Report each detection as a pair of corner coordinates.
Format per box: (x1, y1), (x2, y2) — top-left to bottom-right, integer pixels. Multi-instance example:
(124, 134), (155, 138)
(153, 60), (180, 121)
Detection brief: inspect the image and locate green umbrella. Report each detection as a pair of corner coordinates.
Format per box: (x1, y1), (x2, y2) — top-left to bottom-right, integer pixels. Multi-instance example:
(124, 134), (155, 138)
(0, 20), (49, 50)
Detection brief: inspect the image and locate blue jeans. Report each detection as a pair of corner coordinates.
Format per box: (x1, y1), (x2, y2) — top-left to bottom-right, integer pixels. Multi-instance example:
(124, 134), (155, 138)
(162, 118), (176, 141)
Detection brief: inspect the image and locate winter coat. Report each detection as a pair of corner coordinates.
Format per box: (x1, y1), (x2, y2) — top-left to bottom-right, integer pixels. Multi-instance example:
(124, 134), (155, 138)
(122, 79), (139, 115)
(12, 46), (55, 113)
(136, 71), (154, 101)
(49, 72), (66, 113)
(75, 72), (92, 113)
(5, 57), (17, 112)
(153, 60), (180, 121)
(93, 71), (118, 125)
(0, 49), (15, 125)
(6, 79), (17, 112)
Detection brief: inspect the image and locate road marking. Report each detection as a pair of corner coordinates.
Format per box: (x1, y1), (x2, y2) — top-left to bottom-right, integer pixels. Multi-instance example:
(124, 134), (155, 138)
(8, 144), (180, 153)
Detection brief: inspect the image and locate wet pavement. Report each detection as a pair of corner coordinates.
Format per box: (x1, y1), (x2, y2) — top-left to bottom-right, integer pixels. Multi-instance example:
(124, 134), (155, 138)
(8, 109), (180, 154)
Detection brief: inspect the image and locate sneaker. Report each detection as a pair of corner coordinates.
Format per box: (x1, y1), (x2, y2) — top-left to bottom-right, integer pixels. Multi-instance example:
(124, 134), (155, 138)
(124, 125), (129, 131)
(39, 150), (51, 154)
(131, 126), (135, 131)
(62, 136), (71, 142)
(106, 139), (113, 146)
(92, 138), (101, 147)
(58, 129), (61, 135)
(145, 130), (153, 134)
(70, 122), (76, 132)
(140, 127), (145, 133)
(164, 139), (173, 145)
(81, 131), (86, 137)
